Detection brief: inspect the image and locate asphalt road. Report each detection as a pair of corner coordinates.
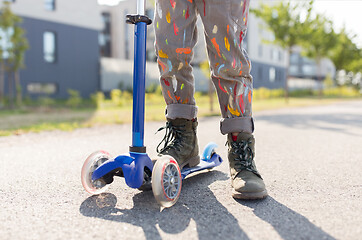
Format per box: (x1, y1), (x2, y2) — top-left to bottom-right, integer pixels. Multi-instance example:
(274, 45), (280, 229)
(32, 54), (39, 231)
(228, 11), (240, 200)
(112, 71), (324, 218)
(1, 100), (361, 240)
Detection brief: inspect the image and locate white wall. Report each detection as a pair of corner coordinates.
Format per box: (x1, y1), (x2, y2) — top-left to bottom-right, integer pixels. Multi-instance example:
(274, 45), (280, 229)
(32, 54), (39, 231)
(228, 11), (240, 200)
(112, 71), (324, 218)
(100, 58), (210, 92)
(248, 0), (288, 68)
(10, 0), (103, 30)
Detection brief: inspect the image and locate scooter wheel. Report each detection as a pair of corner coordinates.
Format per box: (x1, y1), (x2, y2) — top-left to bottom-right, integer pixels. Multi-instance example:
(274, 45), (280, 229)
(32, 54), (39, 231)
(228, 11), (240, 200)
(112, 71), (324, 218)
(152, 155), (182, 208)
(201, 142), (218, 162)
(81, 150), (111, 195)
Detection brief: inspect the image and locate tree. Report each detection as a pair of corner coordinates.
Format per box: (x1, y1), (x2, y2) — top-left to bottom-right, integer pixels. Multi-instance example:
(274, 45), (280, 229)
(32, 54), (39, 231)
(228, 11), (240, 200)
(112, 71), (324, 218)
(302, 14), (337, 95)
(251, 1), (313, 102)
(330, 28), (360, 73)
(8, 17), (28, 106)
(0, 2), (28, 108)
(349, 51), (362, 74)
(327, 28), (361, 91)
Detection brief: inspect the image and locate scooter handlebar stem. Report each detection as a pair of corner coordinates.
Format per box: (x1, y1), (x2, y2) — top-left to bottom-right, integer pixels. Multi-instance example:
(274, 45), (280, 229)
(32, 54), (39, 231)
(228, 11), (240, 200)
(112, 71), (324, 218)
(137, 0), (145, 15)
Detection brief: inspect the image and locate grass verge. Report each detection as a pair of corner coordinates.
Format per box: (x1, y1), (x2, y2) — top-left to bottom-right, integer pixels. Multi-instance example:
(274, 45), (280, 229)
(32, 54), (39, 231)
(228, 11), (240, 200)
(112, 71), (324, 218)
(0, 95), (360, 137)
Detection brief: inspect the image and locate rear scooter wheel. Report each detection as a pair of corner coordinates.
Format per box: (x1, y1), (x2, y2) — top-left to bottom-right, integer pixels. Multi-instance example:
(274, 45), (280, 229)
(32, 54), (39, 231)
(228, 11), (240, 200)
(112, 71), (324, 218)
(152, 155), (182, 208)
(81, 150), (111, 195)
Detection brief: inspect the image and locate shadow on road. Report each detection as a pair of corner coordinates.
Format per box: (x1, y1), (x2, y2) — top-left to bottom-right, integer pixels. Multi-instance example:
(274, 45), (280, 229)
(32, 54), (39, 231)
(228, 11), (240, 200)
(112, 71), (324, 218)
(79, 170), (250, 240)
(256, 112), (362, 136)
(236, 197), (336, 240)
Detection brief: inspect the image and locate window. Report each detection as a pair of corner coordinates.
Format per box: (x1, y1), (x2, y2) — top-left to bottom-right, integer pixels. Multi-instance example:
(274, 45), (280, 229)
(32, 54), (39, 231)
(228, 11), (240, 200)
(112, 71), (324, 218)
(27, 83), (57, 94)
(269, 67), (276, 82)
(43, 31), (56, 63)
(145, 8), (154, 19)
(258, 45), (263, 57)
(44, 0), (55, 11)
(289, 65), (299, 76)
(278, 50), (283, 61)
(302, 64), (316, 77)
(100, 12), (112, 57)
(124, 10), (130, 59)
(290, 53), (299, 64)
(272, 49), (278, 61)
(258, 66), (263, 81)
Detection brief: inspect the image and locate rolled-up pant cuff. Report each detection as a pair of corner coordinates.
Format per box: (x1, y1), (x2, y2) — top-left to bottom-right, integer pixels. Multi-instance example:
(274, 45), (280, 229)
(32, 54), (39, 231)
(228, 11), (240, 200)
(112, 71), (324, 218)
(165, 104), (198, 120)
(220, 117), (254, 135)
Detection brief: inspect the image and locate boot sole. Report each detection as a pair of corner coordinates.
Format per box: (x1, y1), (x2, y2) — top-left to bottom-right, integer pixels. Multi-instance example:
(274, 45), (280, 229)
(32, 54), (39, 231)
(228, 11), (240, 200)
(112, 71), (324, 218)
(232, 189), (268, 200)
(180, 155), (200, 169)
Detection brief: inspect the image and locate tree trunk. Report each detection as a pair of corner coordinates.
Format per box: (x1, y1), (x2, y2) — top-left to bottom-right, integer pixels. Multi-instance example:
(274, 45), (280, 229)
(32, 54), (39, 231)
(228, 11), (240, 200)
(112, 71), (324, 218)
(208, 79), (214, 112)
(15, 71), (22, 106)
(285, 49), (291, 103)
(8, 71), (14, 109)
(316, 57), (323, 99)
(0, 62), (4, 107)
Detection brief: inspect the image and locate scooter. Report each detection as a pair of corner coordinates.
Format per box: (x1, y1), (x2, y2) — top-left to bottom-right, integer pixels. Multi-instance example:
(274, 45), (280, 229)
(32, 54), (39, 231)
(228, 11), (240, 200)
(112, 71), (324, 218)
(81, 0), (223, 208)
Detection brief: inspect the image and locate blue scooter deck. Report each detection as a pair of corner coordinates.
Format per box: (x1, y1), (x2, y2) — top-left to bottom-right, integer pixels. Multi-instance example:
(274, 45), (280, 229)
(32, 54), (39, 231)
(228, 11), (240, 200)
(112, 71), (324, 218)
(181, 153), (223, 179)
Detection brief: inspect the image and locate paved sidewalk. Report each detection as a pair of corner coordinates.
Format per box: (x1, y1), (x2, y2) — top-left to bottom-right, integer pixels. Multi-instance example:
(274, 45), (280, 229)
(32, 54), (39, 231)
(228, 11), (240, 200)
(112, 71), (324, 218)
(0, 100), (361, 240)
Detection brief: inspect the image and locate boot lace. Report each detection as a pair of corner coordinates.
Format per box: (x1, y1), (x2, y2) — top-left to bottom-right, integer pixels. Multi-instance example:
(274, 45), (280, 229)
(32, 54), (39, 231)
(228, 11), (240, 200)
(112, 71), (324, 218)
(156, 122), (184, 153)
(230, 139), (262, 178)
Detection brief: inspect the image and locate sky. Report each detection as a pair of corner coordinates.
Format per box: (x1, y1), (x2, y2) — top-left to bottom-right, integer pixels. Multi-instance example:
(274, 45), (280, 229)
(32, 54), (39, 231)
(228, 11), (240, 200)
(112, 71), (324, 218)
(97, 0), (362, 48)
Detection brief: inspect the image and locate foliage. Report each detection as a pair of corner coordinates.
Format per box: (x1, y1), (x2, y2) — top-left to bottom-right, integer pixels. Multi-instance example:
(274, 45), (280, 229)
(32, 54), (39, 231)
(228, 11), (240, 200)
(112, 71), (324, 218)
(324, 74), (334, 89)
(289, 89), (315, 97)
(251, 1), (314, 100)
(37, 97), (56, 107)
(346, 49), (362, 74)
(110, 89), (126, 106)
(253, 86), (360, 99)
(329, 28), (360, 72)
(301, 13), (337, 76)
(251, 1), (313, 51)
(253, 87), (285, 100)
(323, 86), (360, 98)
(90, 91), (105, 108)
(66, 89), (82, 108)
(0, 2), (29, 107)
(250, 1), (362, 95)
(145, 83), (159, 93)
(121, 90), (132, 100)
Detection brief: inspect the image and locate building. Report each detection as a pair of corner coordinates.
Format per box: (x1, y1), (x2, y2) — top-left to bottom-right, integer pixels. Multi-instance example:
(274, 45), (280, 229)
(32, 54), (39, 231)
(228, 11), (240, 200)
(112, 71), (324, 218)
(3, 0), (336, 100)
(247, 0), (288, 89)
(5, 0), (102, 98)
(289, 46), (336, 89)
(98, 0), (288, 93)
(98, 0), (336, 93)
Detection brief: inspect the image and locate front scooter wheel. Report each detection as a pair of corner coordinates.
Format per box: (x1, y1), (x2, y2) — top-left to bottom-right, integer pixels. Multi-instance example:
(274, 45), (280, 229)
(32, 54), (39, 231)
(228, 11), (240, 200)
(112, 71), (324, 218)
(81, 150), (111, 195)
(152, 155), (182, 208)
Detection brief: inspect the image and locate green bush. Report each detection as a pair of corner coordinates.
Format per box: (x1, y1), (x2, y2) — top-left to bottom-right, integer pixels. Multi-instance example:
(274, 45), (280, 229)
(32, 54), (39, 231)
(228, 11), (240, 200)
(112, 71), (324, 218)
(155, 85), (163, 95)
(110, 89), (122, 106)
(253, 87), (285, 100)
(146, 83), (159, 93)
(324, 86), (360, 98)
(289, 89), (315, 97)
(66, 89), (82, 108)
(90, 91), (105, 108)
(121, 90), (133, 101)
(38, 97), (56, 107)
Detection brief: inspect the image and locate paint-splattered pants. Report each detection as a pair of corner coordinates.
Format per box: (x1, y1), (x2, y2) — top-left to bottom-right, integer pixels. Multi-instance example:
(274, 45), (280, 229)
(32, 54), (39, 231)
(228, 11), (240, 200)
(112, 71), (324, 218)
(155, 0), (253, 134)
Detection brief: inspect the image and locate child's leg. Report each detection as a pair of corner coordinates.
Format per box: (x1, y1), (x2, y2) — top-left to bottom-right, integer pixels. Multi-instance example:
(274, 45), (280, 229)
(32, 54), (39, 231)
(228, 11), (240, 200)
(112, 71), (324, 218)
(196, 0), (253, 134)
(154, 0), (199, 120)
(196, 0), (267, 199)
(154, 0), (200, 168)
